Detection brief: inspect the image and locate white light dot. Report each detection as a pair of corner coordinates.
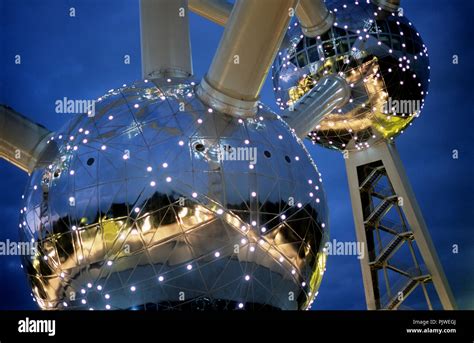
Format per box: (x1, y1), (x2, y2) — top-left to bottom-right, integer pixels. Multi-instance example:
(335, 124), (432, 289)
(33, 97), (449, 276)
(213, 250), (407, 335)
(97, 285), (102, 291)
(107, 261), (113, 266)
(192, 192), (197, 198)
(178, 140), (184, 146)
(134, 104), (139, 109)
(101, 145), (107, 150)
(238, 303), (244, 309)
(81, 299), (87, 304)
(105, 304), (111, 310)
(187, 264), (193, 270)
(250, 246), (256, 252)
(214, 252), (220, 258)
(87, 283), (92, 288)
(281, 214), (286, 220)
(105, 294), (110, 299)
(134, 207), (140, 213)
(244, 275), (250, 281)
(162, 162), (168, 168)
(158, 276), (164, 282)
(130, 286), (136, 292)
(166, 177), (172, 183)
(147, 166), (152, 172)
(251, 192), (257, 197)
(108, 115), (114, 120)
(217, 208), (224, 215)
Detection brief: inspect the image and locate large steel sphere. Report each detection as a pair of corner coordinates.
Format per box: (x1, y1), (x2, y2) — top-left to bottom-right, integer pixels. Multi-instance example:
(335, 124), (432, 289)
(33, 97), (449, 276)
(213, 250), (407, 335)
(272, 0), (430, 151)
(19, 78), (328, 310)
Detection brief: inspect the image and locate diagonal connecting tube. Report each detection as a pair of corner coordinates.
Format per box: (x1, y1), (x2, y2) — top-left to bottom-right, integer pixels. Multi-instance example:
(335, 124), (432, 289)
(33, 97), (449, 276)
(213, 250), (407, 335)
(197, 0), (298, 116)
(296, 0), (335, 37)
(282, 75), (351, 139)
(0, 105), (57, 173)
(189, 0), (334, 38)
(188, 0), (233, 26)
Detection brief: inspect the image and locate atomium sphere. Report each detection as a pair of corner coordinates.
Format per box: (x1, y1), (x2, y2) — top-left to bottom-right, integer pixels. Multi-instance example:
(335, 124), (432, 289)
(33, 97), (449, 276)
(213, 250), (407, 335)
(272, 0), (430, 151)
(19, 78), (328, 310)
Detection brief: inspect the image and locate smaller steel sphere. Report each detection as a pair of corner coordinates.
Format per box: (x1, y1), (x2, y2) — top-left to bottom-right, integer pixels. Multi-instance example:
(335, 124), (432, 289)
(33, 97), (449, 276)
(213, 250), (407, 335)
(272, 0), (430, 151)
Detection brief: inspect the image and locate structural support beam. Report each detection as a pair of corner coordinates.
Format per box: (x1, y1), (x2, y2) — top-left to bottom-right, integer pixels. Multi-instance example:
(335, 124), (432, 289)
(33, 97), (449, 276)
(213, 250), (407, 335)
(282, 75), (350, 137)
(0, 105), (57, 174)
(197, 0), (298, 116)
(296, 0), (335, 37)
(140, 0), (193, 79)
(188, 0), (232, 26)
(345, 140), (457, 310)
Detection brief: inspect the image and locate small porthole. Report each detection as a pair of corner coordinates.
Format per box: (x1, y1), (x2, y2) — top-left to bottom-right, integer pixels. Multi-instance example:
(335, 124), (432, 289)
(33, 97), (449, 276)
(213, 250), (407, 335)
(264, 150), (272, 158)
(194, 143), (205, 152)
(87, 158), (95, 166)
(285, 156), (291, 163)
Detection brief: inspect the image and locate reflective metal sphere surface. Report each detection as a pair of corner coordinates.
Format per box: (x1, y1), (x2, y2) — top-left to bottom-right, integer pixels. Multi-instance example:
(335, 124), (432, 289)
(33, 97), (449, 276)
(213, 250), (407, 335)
(19, 78), (328, 310)
(272, 0), (430, 151)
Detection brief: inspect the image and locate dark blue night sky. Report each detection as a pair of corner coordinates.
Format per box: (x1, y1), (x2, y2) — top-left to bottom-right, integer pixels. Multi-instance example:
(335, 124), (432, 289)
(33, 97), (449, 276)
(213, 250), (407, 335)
(0, 0), (473, 310)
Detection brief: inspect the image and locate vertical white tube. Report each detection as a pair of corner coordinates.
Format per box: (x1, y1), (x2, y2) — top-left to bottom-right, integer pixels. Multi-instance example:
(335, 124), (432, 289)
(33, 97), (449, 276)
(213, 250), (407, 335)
(140, 0), (193, 79)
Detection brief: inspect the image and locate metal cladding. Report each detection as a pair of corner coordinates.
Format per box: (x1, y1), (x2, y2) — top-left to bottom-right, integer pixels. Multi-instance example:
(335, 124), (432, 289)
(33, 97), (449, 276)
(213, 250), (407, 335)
(272, 0), (430, 151)
(19, 78), (328, 310)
